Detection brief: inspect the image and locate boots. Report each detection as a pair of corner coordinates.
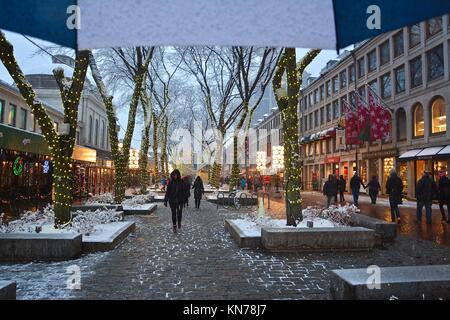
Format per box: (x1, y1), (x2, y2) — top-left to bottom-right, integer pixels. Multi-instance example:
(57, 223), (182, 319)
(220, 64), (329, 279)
(178, 220), (181, 230)
(173, 225), (177, 233)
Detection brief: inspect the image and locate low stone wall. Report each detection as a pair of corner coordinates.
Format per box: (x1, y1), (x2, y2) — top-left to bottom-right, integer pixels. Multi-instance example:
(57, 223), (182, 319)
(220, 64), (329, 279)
(0, 281), (16, 300)
(330, 265), (450, 300)
(350, 213), (397, 243)
(71, 204), (123, 212)
(82, 221), (136, 253)
(208, 197), (258, 206)
(261, 227), (375, 252)
(0, 233), (82, 262)
(123, 204), (157, 215)
(224, 220), (261, 249)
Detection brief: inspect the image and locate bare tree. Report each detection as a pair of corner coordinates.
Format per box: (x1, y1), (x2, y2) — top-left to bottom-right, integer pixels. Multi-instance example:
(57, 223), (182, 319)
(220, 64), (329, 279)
(227, 47), (281, 190)
(179, 46), (244, 188)
(0, 32), (90, 225)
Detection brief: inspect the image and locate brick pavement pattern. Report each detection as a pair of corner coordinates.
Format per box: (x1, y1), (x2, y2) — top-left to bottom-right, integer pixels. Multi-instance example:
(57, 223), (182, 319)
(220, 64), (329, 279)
(1, 197), (450, 300)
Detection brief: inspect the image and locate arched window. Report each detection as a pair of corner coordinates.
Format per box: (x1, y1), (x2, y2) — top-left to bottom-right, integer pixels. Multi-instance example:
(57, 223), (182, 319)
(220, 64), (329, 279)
(95, 119), (99, 146)
(413, 103), (424, 137)
(88, 115), (93, 144)
(101, 120), (106, 148)
(396, 108), (407, 141)
(431, 97), (446, 134)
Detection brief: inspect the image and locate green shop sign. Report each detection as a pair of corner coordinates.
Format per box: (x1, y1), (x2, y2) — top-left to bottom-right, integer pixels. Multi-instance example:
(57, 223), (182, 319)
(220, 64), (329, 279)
(0, 123), (51, 156)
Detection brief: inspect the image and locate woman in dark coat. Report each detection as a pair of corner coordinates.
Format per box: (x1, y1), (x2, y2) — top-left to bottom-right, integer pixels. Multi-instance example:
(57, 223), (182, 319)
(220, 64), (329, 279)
(182, 176), (191, 208)
(367, 175), (381, 204)
(386, 169), (404, 223)
(192, 176), (205, 209)
(337, 175), (346, 203)
(164, 169), (185, 233)
(323, 175), (337, 208)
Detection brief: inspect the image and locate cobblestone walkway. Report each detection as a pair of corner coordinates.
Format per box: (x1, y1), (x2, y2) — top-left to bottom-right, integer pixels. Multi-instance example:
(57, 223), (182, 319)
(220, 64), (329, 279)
(1, 197), (450, 300)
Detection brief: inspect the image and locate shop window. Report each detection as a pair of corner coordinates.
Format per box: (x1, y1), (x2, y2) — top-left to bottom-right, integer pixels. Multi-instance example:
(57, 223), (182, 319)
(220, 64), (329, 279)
(357, 57), (365, 78)
(89, 115), (93, 144)
(396, 108), (407, 141)
(410, 56), (422, 88)
(20, 108), (27, 130)
(8, 104), (16, 126)
(413, 103), (424, 137)
(379, 40), (390, 66)
(368, 49), (377, 72)
(95, 119), (99, 146)
(426, 17), (442, 38)
(340, 70), (347, 89)
(431, 97), (446, 134)
(409, 24), (421, 48)
(427, 44), (444, 81)
(0, 99), (4, 123)
(395, 65), (405, 94)
(368, 80), (378, 95)
(381, 73), (391, 99)
(393, 31), (404, 58)
(398, 162), (408, 194)
(332, 76), (339, 93)
(349, 64), (355, 83)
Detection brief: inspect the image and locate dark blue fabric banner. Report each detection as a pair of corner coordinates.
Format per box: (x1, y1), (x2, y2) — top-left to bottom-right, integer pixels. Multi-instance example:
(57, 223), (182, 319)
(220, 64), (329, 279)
(0, 0), (76, 48)
(334, 0), (450, 49)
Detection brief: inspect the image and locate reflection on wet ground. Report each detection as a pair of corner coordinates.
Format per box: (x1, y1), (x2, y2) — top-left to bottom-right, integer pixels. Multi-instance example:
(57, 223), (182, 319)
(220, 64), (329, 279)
(265, 191), (450, 246)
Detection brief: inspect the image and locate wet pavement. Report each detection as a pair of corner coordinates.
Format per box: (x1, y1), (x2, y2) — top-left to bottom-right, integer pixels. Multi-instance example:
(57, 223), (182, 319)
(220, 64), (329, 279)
(266, 191), (450, 246)
(1, 197), (450, 300)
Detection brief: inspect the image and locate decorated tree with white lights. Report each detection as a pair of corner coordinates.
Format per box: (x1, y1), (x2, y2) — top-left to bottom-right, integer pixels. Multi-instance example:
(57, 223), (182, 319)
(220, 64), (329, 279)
(139, 88), (153, 193)
(0, 32), (89, 226)
(273, 48), (320, 225)
(88, 48), (154, 203)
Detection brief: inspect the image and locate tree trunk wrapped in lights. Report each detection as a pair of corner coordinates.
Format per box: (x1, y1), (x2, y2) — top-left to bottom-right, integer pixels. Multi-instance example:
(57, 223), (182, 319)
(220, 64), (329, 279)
(230, 106), (248, 190)
(0, 32), (89, 226)
(273, 48), (320, 226)
(139, 90), (153, 194)
(88, 49), (153, 203)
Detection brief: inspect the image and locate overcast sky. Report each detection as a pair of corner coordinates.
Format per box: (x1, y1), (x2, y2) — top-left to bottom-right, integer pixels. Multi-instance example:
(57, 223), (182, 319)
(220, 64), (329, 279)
(0, 30), (343, 148)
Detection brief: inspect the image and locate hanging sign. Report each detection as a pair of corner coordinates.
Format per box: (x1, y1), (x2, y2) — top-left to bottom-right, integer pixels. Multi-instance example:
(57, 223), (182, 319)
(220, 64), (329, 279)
(43, 160), (50, 174)
(336, 128), (346, 151)
(13, 156), (24, 176)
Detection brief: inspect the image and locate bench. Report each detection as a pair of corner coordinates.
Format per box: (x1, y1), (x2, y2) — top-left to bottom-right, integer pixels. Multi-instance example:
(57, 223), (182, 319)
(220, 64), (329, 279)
(330, 265), (450, 300)
(350, 213), (397, 243)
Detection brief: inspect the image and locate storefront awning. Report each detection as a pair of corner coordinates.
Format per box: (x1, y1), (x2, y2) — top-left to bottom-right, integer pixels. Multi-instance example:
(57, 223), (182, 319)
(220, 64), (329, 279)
(437, 145), (450, 158)
(0, 123), (51, 156)
(398, 149), (423, 161)
(416, 146), (445, 159)
(72, 145), (97, 163)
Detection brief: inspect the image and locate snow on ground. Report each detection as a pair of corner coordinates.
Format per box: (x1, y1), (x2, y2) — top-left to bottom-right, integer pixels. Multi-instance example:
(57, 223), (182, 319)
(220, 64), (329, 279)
(0, 205), (123, 236)
(232, 204), (359, 237)
(85, 193), (114, 205)
(122, 203), (157, 211)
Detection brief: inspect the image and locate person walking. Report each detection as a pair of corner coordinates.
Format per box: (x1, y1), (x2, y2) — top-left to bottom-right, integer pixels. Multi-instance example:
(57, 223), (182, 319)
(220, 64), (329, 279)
(337, 175), (346, 203)
(240, 177), (247, 190)
(161, 175), (167, 192)
(350, 172), (366, 206)
(182, 176), (191, 208)
(323, 175), (338, 208)
(192, 176), (205, 209)
(386, 169), (404, 223)
(437, 172), (450, 223)
(367, 175), (381, 204)
(416, 170), (438, 225)
(247, 177), (253, 192)
(164, 169), (185, 233)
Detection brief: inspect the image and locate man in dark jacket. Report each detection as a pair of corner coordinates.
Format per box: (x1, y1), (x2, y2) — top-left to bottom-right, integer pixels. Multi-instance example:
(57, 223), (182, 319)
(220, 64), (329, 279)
(438, 173), (450, 223)
(323, 175), (337, 208)
(350, 172), (366, 206)
(416, 171), (437, 224)
(386, 169), (404, 223)
(164, 169), (185, 233)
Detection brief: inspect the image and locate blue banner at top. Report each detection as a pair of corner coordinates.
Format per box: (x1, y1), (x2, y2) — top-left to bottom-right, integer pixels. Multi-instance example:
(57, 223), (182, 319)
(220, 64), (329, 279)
(334, 0), (450, 49)
(0, 0), (76, 48)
